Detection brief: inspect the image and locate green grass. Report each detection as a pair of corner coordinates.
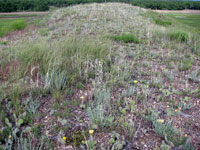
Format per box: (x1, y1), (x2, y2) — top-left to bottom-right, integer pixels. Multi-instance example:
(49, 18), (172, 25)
(0, 16), (31, 37)
(168, 31), (189, 42)
(112, 33), (139, 43)
(14, 36), (110, 86)
(154, 19), (172, 26)
(167, 13), (200, 33)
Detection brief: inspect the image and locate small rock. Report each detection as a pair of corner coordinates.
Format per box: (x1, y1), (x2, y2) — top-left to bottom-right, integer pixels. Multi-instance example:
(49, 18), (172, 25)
(180, 112), (191, 118)
(66, 145), (74, 150)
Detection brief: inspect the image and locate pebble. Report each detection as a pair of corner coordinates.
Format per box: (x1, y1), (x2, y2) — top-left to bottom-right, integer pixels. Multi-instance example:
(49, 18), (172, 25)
(66, 145), (74, 150)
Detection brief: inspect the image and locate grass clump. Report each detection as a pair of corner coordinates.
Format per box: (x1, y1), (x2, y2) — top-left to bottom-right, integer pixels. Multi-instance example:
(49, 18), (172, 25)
(154, 19), (172, 26)
(14, 36), (110, 86)
(178, 59), (193, 71)
(112, 33), (139, 43)
(168, 31), (189, 42)
(0, 19), (27, 37)
(10, 20), (27, 31)
(146, 110), (188, 147)
(0, 41), (7, 45)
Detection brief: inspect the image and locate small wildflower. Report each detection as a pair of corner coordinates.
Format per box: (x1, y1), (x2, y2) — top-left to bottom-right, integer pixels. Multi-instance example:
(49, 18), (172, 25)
(133, 80), (138, 84)
(46, 130), (50, 136)
(184, 134), (188, 137)
(63, 137), (67, 141)
(8, 135), (12, 139)
(156, 119), (164, 123)
(175, 109), (179, 112)
(89, 129), (94, 135)
(80, 96), (85, 100)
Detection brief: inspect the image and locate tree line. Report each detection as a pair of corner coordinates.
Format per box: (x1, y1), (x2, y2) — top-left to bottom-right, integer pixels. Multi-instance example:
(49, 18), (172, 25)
(0, 0), (200, 12)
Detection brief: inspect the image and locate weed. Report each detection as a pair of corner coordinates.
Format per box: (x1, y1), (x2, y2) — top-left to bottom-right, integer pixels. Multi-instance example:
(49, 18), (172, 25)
(145, 109), (188, 146)
(178, 59), (193, 71)
(24, 96), (40, 117)
(121, 120), (135, 139)
(10, 20), (27, 31)
(155, 19), (172, 26)
(0, 41), (7, 45)
(84, 130), (97, 150)
(87, 104), (105, 129)
(16, 136), (45, 150)
(39, 28), (49, 36)
(108, 132), (126, 150)
(68, 130), (87, 147)
(122, 86), (137, 97)
(163, 69), (176, 82)
(188, 70), (200, 82)
(168, 31), (189, 42)
(44, 70), (67, 91)
(112, 33), (139, 43)
(160, 141), (171, 150)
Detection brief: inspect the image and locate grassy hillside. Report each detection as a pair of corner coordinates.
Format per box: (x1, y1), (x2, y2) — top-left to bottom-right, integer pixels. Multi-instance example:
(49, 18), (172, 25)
(0, 3), (200, 150)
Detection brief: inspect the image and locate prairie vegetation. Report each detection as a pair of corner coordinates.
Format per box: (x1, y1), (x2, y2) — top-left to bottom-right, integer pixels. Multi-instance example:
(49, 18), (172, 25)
(0, 3), (200, 150)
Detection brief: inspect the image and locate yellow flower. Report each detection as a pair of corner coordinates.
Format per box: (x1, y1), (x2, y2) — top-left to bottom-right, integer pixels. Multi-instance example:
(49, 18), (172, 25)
(133, 80), (138, 84)
(80, 96), (85, 100)
(156, 119), (164, 123)
(62, 136), (67, 141)
(9, 135), (12, 139)
(175, 109), (179, 112)
(89, 129), (94, 135)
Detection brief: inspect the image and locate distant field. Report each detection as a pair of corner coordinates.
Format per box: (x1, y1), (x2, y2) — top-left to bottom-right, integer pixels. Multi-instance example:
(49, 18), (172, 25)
(0, 17), (27, 38)
(0, 12), (46, 38)
(0, 12), (48, 15)
(153, 9), (200, 14)
(167, 13), (200, 31)
(154, 10), (200, 33)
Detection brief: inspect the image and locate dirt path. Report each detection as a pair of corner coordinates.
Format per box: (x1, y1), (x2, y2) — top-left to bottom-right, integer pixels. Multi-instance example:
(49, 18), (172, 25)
(152, 9), (200, 14)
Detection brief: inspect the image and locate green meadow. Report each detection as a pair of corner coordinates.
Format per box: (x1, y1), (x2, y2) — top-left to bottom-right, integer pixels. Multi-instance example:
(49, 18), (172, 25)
(0, 18), (27, 37)
(167, 13), (200, 32)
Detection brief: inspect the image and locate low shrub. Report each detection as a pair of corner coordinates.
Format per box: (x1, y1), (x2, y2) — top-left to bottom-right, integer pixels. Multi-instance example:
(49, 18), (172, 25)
(10, 20), (27, 31)
(154, 19), (172, 26)
(112, 33), (139, 43)
(168, 31), (189, 42)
